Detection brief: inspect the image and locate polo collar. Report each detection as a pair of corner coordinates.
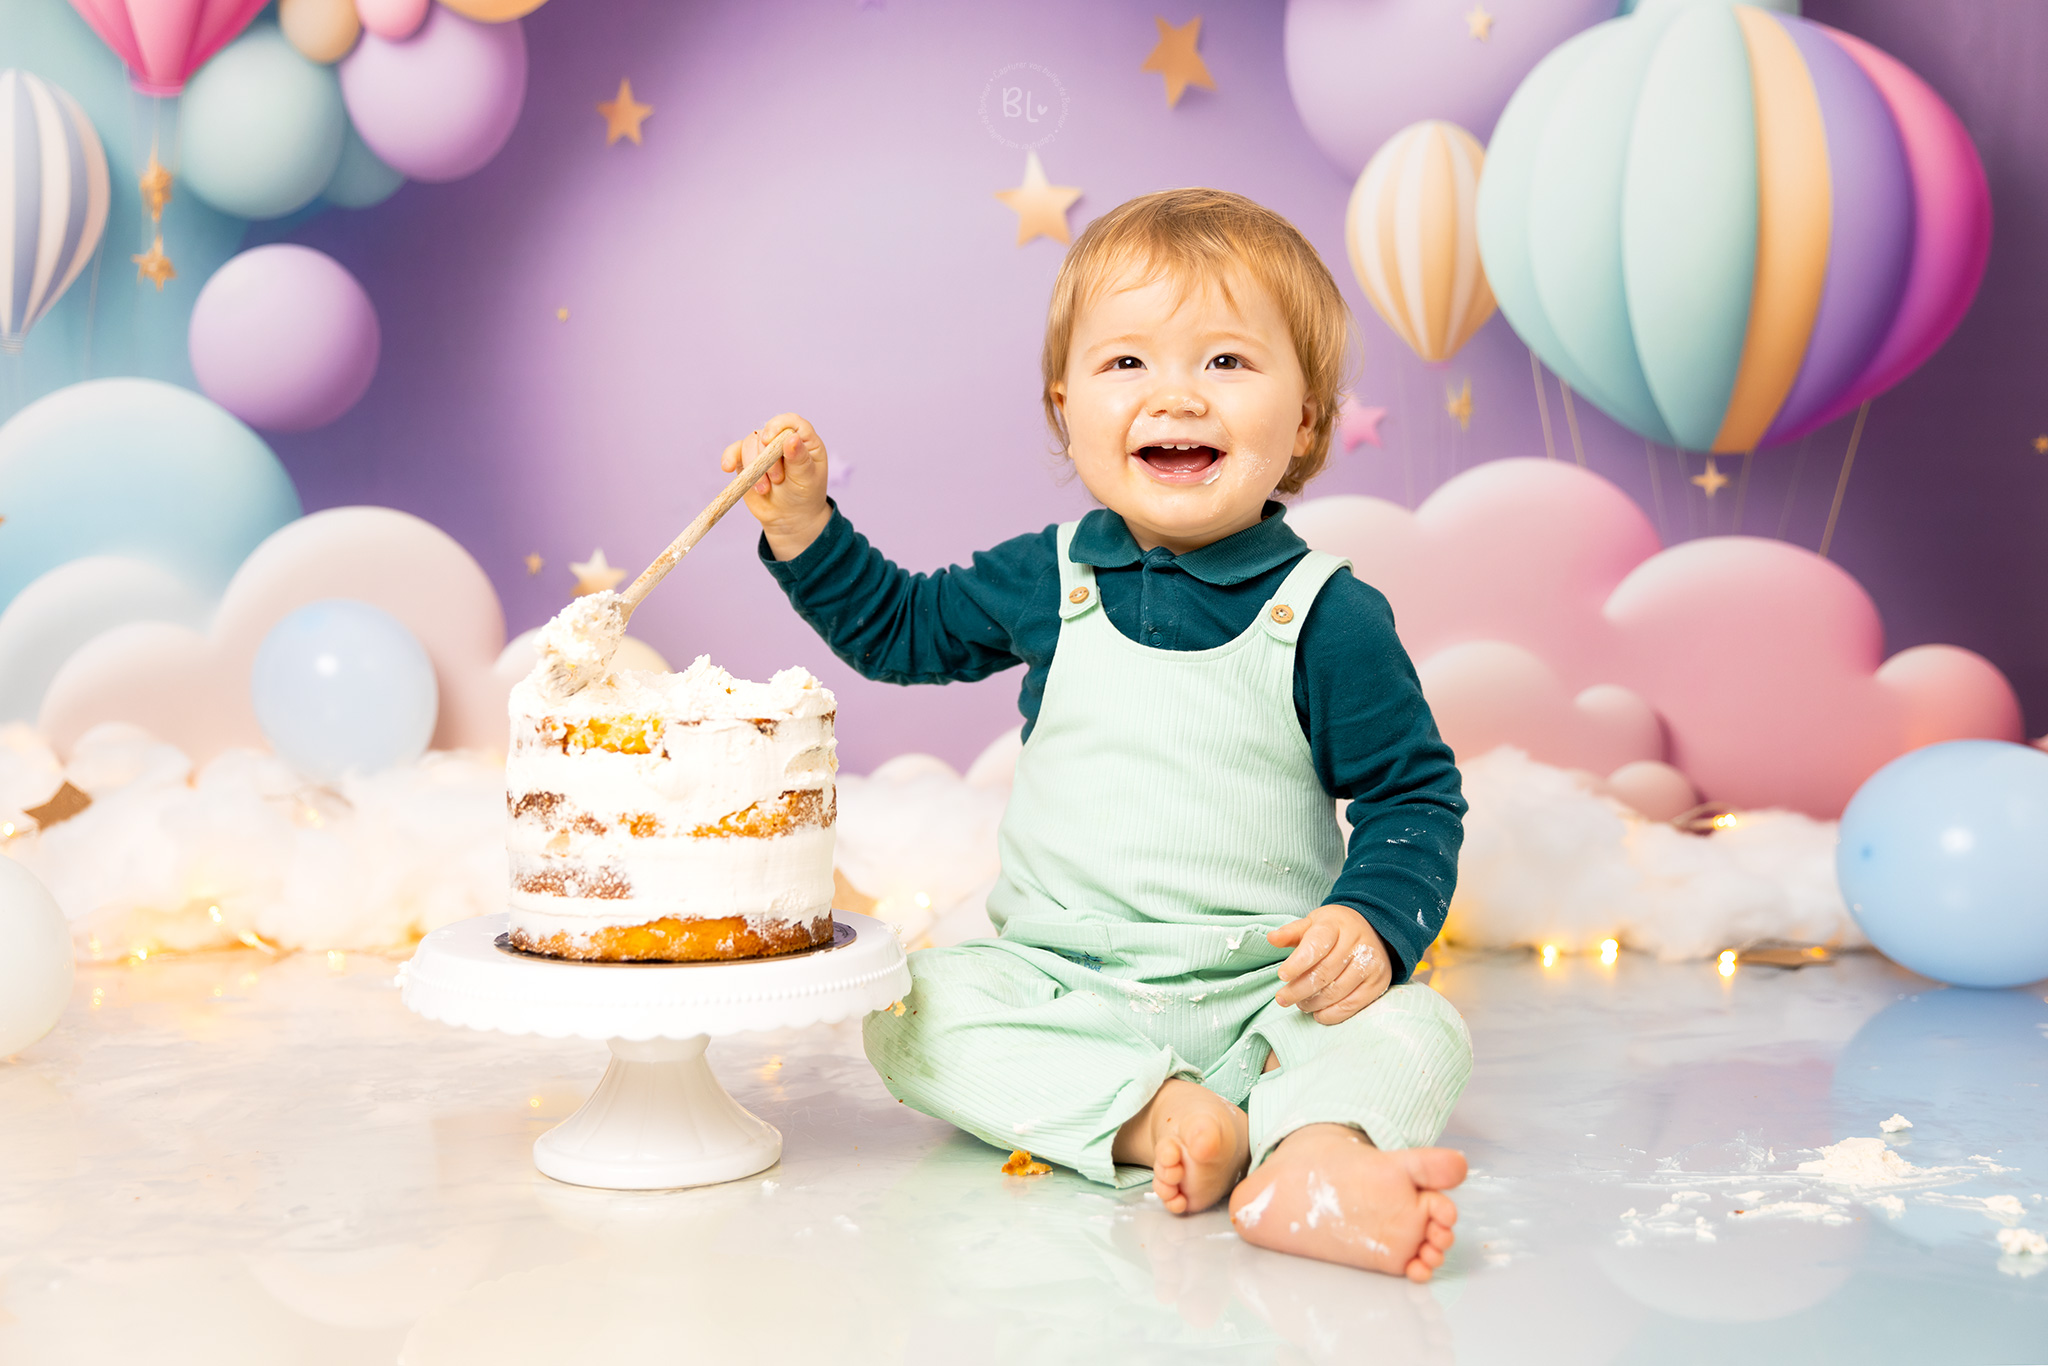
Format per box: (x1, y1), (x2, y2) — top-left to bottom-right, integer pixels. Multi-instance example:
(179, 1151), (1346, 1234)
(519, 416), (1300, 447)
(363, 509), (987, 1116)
(1070, 503), (1305, 586)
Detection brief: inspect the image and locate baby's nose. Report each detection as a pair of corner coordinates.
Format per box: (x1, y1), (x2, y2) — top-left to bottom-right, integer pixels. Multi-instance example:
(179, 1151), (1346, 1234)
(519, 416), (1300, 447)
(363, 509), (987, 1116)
(1146, 388), (1207, 417)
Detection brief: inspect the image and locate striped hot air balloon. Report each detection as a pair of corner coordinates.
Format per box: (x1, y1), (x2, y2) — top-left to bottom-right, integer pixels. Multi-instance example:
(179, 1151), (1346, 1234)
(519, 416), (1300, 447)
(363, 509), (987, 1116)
(1344, 120), (1498, 365)
(0, 70), (111, 354)
(1477, 0), (1991, 454)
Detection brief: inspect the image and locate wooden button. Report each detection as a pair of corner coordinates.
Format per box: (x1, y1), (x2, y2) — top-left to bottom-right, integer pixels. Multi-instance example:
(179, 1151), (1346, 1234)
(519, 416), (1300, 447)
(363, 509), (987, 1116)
(1270, 604), (1294, 624)
(1068, 587), (1090, 604)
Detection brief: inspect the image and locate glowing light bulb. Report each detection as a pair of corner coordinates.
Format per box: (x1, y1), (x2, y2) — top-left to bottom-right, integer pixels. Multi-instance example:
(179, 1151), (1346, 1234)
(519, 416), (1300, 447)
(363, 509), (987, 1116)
(529, 1096), (542, 1109)
(90, 988), (103, 1009)
(208, 905), (224, 924)
(1540, 944), (1558, 968)
(1600, 938), (1619, 965)
(913, 892), (932, 910)
(326, 950), (345, 972)
(1712, 812), (1739, 831)
(1, 822), (14, 838)
(1718, 950), (1737, 978)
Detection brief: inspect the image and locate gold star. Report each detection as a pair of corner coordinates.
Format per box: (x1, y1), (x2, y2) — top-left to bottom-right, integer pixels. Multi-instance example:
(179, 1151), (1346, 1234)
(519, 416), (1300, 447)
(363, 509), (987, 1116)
(597, 78), (653, 145)
(2034, 434), (2047, 454)
(1466, 5), (1494, 40)
(994, 151), (1082, 246)
(1445, 377), (1472, 431)
(132, 235), (175, 290)
(569, 549), (628, 596)
(525, 553), (544, 576)
(1141, 15), (1217, 108)
(139, 150), (173, 223)
(1692, 456), (1730, 498)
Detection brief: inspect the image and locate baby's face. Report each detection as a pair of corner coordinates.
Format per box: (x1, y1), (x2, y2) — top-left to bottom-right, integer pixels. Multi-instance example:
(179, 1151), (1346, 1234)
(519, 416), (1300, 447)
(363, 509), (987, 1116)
(1054, 263), (1314, 554)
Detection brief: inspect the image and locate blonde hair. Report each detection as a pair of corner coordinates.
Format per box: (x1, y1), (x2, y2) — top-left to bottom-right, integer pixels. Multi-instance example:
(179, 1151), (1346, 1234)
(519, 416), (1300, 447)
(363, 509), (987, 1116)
(1040, 188), (1355, 496)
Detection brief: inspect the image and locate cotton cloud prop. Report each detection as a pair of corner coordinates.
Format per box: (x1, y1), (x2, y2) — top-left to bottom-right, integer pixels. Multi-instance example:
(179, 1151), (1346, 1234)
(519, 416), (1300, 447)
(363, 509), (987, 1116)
(1446, 748), (1858, 959)
(40, 507), (509, 763)
(1291, 459), (2021, 817)
(1, 723), (502, 955)
(0, 557), (212, 725)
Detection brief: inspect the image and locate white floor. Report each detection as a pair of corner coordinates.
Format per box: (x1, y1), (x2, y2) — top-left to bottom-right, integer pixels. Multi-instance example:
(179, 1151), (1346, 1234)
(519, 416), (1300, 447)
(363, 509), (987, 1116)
(3, 940), (2044, 1365)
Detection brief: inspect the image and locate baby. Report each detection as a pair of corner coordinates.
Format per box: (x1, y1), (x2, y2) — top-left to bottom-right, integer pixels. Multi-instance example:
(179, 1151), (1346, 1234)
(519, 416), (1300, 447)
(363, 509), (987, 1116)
(724, 189), (1471, 1279)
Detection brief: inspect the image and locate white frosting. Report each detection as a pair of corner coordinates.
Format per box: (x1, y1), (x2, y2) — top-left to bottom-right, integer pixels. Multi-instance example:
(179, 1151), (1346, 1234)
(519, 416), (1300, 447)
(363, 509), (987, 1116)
(536, 592), (628, 698)
(506, 653), (838, 941)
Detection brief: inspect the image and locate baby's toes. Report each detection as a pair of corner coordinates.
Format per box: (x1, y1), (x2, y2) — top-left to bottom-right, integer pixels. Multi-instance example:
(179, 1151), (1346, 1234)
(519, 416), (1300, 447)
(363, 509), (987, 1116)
(1404, 1255), (1435, 1284)
(1424, 1218), (1456, 1252)
(1155, 1137), (1185, 1182)
(1420, 1190), (1459, 1232)
(1415, 1240), (1446, 1270)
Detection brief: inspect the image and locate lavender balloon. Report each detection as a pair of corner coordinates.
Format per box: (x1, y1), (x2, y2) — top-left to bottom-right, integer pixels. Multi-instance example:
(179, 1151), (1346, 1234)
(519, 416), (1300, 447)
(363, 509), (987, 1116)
(189, 245), (381, 432)
(338, 5), (527, 182)
(1284, 0), (1619, 178)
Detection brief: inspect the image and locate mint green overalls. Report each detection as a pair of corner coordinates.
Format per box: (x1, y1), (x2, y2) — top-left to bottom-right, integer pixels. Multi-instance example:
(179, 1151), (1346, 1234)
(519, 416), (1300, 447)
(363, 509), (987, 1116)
(863, 524), (1472, 1187)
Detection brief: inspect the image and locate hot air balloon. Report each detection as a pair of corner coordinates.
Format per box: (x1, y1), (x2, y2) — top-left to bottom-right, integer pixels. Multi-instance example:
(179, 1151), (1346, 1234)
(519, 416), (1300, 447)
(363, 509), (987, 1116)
(1345, 120), (1497, 365)
(1477, 0), (1991, 454)
(65, 0), (271, 96)
(0, 70), (111, 354)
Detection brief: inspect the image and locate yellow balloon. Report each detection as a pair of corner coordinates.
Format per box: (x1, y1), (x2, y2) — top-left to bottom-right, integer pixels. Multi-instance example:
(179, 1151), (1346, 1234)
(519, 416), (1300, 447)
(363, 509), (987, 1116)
(1344, 120), (1497, 365)
(437, 0), (551, 21)
(280, 0), (360, 63)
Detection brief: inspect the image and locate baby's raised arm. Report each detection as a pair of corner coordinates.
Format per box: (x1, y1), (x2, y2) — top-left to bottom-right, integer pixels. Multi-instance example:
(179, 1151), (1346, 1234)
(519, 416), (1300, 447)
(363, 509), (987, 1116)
(721, 412), (832, 560)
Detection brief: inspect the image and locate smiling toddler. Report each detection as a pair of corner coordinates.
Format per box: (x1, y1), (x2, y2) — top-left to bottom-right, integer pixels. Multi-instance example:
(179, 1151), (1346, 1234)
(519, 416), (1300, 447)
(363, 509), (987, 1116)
(724, 188), (1471, 1278)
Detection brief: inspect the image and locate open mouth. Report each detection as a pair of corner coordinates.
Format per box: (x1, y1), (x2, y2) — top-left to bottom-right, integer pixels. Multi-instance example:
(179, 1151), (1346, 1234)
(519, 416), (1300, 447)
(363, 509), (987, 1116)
(1133, 443), (1225, 484)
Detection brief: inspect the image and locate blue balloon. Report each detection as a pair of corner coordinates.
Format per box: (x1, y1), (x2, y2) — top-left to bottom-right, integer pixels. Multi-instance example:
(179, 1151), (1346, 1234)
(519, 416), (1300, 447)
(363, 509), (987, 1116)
(251, 600), (438, 782)
(181, 23), (347, 220)
(1837, 740), (2048, 988)
(0, 377), (302, 610)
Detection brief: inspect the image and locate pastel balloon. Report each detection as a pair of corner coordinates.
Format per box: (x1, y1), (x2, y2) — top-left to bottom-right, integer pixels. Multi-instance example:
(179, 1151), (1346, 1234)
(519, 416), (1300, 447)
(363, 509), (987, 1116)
(338, 5), (527, 182)
(1837, 740), (2048, 989)
(189, 245), (381, 432)
(354, 0), (429, 41)
(0, 71), (110, 352)
(0, 859), (73, 1057)
(1284, 0), (1619, 179)
(1346, 120), (1496, 364)
(64, 0), (269, 95)
(322, 122), (405, 208)
(180, 23), (348, 219)
(0, 556), (210, 725)
(280, 0), (361, 63)
(0, 377), (302, 609)
(251, 599), (439, 781)
(1477, 2), (1989, 453)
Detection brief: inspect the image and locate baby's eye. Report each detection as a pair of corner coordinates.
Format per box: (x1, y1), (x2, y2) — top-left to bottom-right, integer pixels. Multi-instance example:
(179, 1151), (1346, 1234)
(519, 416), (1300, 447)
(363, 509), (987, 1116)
(1208, 354), (1243, 370)
(1112, 356), (1144, 370)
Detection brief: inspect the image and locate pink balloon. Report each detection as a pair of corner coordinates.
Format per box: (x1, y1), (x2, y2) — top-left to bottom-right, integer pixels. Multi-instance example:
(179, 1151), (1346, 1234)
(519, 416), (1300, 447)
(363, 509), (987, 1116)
(66, 0), (269, 95)
(1806, 28), (1992, 430)
(338, 5), (526, 182)
(353, 0), (428, 41)
(188, 245), (380, 432)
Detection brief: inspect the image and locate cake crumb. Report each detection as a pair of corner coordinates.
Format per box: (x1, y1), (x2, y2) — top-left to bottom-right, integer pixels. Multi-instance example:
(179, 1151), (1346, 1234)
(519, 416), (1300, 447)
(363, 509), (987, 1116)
(1996, 1227), (2046, 1257)
(1002, 1149), (1051, 1177)
(886, 999), (906, 1017)
(1879, 1114), (1913, 1133)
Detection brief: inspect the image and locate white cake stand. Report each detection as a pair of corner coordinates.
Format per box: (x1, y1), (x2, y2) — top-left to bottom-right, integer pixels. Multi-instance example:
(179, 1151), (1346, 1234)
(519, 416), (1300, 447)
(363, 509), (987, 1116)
(400, 911), (910, 1191)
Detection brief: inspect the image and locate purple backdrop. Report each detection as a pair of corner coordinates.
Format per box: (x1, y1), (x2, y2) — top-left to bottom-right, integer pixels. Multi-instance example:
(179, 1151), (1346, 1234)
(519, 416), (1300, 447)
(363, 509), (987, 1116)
(270, 0), (2048, 774)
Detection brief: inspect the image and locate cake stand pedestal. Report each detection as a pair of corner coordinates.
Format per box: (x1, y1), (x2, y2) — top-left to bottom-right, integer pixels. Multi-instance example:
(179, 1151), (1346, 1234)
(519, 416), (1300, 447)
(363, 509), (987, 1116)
(400, 912), (909, 1191)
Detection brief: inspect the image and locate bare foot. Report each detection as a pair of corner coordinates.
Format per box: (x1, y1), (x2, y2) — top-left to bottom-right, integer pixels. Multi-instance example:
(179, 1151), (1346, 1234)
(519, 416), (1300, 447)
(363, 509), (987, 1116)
(1228, 1123), (1464, 1281)
(1112, 1078), (1250, 1215)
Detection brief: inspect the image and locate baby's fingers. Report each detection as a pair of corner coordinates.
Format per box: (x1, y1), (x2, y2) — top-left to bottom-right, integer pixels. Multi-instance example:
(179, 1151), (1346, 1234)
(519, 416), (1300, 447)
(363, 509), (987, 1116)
(720, 438), (744, 474)
(1276, 922), (1335, 983)
(1311, 979), (1388, 1026)
(1282, 951), (1366, 1014)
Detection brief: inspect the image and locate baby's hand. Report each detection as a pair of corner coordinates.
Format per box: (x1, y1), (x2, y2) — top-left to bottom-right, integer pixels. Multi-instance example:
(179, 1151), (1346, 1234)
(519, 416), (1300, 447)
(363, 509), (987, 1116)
(1270, 906), (1393, 1025)
(721, 412), (831, 560)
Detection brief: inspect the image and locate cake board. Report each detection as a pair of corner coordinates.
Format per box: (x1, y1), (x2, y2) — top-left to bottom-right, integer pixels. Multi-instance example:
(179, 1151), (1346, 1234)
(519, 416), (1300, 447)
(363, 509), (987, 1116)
(400, 911), (911, 1190)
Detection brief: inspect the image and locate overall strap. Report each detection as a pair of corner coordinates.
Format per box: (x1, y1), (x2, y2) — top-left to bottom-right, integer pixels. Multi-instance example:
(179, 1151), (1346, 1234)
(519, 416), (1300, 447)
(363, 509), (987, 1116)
(1054, 521), (1100, 620)
(1260, 550), (1351, 645)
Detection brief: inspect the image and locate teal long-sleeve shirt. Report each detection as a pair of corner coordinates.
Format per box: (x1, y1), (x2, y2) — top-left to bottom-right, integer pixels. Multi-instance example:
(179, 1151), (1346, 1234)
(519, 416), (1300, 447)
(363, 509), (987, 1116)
(761, 501), (1465, 983)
